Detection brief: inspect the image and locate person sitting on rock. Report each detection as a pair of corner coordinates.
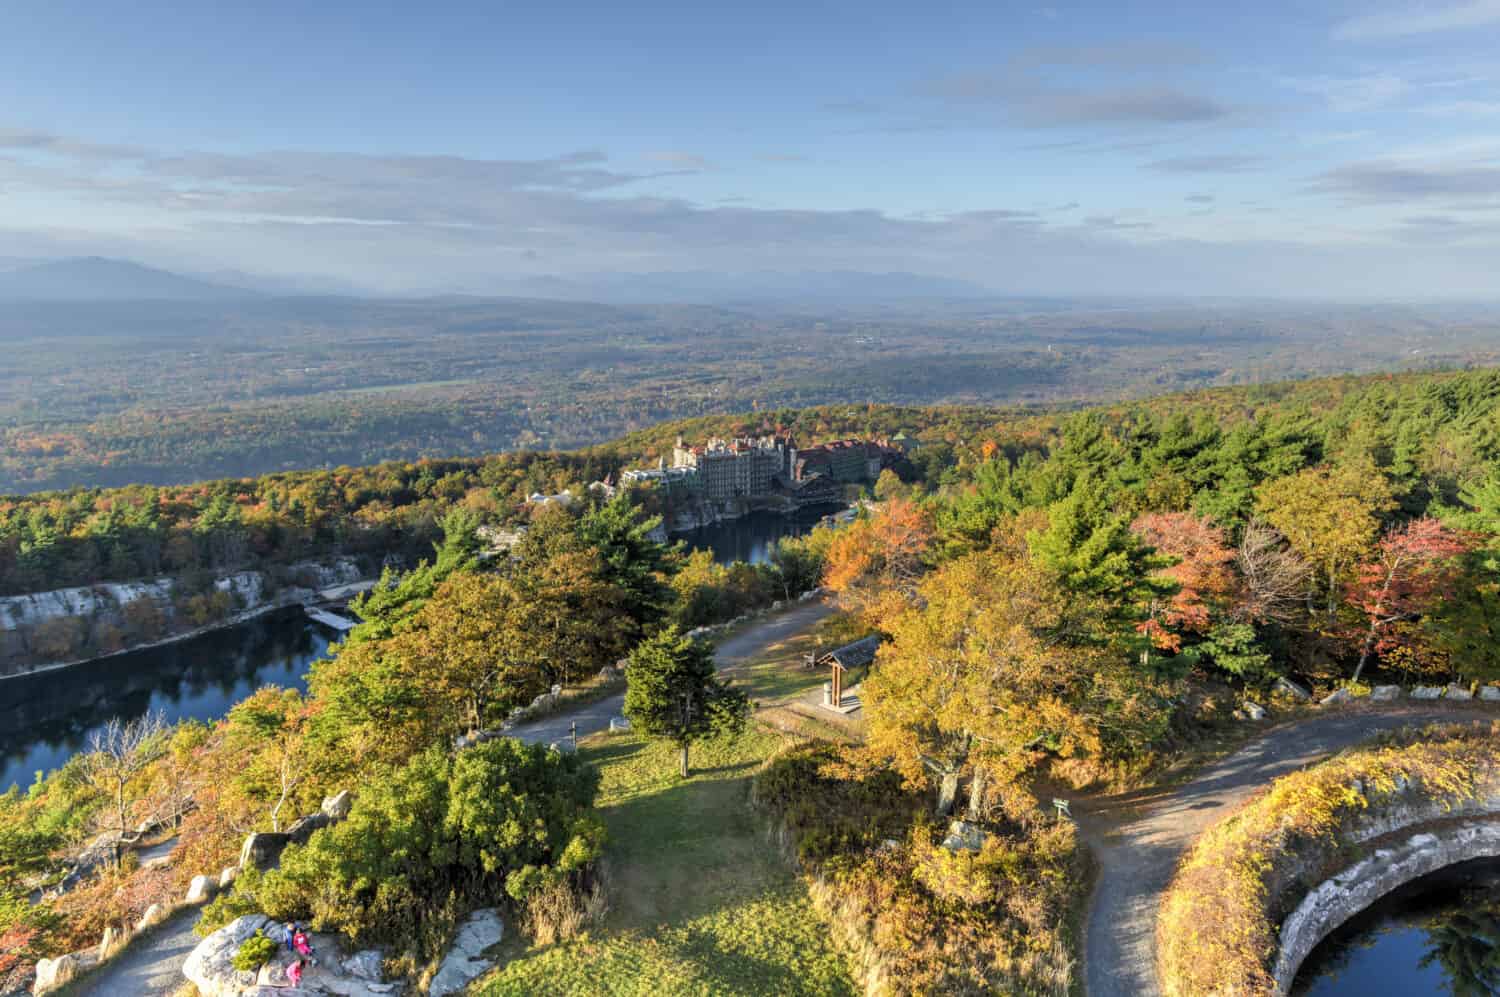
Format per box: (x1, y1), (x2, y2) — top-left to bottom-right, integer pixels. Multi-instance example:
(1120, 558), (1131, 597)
(292, 925), (317, 965)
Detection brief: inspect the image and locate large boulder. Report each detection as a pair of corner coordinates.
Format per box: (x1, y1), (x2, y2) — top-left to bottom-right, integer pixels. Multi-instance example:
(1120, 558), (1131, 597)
(940, 820), (991, 852)
(429, 909), (504, 997)
(1274, 677), (1313, 702)
(1371, 685), (1403, 701)
(1412, 685), (1445, 700)
(1446, 684), (1474, 701)
(1319, 688), (1354, 706)
(32, 952), (94, 995)
(219, 865), (239, 889)
(136, 903), (166, 931)
(182, 914), (268, 997)
(320, 790), (353, 820)
(239, 831), (290, 871)
(185, 874), (217, 904)
(1482, 686), (1500, 702)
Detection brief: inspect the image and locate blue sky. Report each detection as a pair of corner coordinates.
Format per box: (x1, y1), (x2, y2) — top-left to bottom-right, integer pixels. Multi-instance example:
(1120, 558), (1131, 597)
(3, 0), (1500, 296)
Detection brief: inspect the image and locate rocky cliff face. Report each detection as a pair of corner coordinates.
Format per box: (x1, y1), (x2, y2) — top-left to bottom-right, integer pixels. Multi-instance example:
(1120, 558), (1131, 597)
(0, 558), (366, 676)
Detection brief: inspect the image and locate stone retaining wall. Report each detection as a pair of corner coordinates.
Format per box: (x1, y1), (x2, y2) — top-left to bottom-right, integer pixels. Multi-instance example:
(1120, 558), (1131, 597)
(1272, 819), (1500, 993)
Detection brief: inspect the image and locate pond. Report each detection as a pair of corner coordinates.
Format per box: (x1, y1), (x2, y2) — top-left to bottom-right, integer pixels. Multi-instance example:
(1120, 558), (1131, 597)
(671, 505), (846, 565)
(1294, 857), (1500, 995)
(0, 608), (333, 792)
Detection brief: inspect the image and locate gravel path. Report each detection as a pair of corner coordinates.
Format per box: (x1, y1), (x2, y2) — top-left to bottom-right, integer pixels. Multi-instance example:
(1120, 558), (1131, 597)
(72, 907), (199, 997)
(1078, 704), (1492, 997)
(506, 598), (833, 747)
(71, 599), (833, 997)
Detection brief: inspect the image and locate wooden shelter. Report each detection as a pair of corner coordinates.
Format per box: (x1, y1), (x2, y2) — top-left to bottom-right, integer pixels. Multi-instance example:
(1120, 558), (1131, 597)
(818, 635), (881, 707)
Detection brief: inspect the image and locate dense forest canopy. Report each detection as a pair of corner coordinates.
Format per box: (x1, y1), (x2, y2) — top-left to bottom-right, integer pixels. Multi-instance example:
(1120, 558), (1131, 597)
(4, 367), (1500, 598)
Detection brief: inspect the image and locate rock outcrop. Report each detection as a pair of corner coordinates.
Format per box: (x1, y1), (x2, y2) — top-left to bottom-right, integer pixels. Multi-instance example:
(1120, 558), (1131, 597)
(239, 831), (290, 871)
(183, 914), (395, 997)
(182, 915), (268, 997)
(285, 811), (331, 845)
(429, 908), (504, 996)
(320, 790), (353, 820)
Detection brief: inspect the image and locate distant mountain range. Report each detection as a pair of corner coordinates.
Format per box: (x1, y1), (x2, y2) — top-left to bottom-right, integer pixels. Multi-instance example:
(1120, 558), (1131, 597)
(0, 255), (999, 305)
(0, 257), (260, 302)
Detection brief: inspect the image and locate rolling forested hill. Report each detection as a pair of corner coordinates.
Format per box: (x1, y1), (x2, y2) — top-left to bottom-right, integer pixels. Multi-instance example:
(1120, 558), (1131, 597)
(5, 295), (1500, 493)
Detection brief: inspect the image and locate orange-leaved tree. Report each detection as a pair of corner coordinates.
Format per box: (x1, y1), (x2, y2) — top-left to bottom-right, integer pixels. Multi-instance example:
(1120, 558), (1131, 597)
(1130, 511), (1240, 653)
(822, 497), (933, 623)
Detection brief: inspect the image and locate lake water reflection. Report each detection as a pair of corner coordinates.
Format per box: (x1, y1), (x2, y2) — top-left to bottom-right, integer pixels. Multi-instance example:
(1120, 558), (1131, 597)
(1295, 858), (1500, 996)
(0, 609), (331, 791)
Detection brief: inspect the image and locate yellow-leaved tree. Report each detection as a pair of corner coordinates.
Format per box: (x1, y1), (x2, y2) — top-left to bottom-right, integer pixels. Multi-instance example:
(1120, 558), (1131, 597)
(862, 550), (1169, 818)
(1255, 460), (1394, 632)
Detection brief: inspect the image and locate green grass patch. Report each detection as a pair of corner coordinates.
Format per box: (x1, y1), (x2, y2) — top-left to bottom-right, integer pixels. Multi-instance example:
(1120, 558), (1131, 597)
(724, 629), (828, 705)
(476, 727), (855, 997)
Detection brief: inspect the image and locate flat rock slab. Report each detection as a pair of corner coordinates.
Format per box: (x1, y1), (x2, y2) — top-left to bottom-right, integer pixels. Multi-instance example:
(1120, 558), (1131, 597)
(184, 915), (392, 997)
(429, 908), (504, 997)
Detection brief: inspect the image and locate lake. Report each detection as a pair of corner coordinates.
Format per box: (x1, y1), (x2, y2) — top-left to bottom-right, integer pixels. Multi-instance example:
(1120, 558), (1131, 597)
(1294, 858), (1500, 995)
(0, 608), (332, 792)
(670, 506), (844, 565)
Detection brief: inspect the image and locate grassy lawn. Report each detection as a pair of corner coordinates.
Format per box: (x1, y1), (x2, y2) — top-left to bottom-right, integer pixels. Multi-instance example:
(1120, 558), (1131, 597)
(475, 726), (855, 997)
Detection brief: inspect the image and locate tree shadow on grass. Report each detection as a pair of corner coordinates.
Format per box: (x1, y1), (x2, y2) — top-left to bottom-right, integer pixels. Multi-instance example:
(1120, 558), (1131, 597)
(580, 737), (646, 767)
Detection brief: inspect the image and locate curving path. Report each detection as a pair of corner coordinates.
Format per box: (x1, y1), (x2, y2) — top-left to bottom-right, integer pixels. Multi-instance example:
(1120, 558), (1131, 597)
(505, 598), (832, 747)
(71, 907), (199, 997)
(1077, 703), (1495, 997)
(68, 599), (833, 997)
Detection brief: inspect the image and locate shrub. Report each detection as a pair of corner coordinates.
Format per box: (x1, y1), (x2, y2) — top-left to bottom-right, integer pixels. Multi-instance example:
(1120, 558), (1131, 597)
(752, 741), (918, 865)
(753, 741), (1086, 995)
(242, 738), (601, 959)
(196, 867), (266, 937)
(232, 930), (278, 972)
(1158, 723), (1500, 996)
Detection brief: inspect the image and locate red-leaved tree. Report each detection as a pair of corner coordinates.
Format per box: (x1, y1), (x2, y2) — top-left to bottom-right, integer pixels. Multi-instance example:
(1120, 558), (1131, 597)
(1131, 512), (1240, 653)
(1346, 517), (1472, 681)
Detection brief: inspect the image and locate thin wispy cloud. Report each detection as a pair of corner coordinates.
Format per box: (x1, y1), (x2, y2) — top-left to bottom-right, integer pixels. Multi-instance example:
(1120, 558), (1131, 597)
(1145, 154), (1267, 174)
(911, 43), (1236, 129)
(1309, 159), (1500, 202)
(1281, 73), (1408, 112)
(647, 151), (715, 171)
(1334, 0), (1500, 40)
